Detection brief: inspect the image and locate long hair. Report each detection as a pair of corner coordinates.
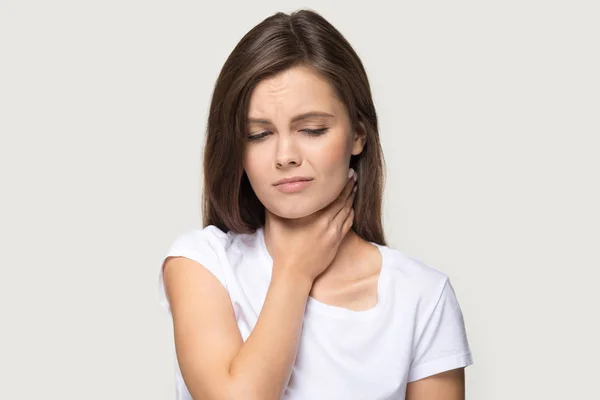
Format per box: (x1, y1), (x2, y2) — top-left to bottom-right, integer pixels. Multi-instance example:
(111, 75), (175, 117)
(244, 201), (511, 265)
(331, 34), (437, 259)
(202, 9), (386, 245)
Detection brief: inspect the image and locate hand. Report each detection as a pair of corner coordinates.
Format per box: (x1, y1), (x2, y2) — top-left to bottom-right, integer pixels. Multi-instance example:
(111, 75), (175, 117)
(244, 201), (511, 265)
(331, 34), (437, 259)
(268, 168), (358, 283)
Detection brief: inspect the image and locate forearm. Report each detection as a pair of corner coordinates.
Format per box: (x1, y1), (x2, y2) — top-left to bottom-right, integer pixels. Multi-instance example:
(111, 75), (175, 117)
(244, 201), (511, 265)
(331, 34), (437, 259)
(228, 267), (312, 400)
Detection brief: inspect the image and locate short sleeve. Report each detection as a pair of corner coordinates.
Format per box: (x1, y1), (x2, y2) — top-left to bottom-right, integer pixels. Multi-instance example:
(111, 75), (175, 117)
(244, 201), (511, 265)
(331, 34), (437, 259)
(408, 278), (473, 382)
(157, 227), (228, 313)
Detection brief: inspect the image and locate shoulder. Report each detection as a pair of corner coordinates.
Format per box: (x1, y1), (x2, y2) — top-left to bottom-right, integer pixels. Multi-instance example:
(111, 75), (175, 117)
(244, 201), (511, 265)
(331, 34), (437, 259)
(162, 225), (236, 282)
(379, 244), (468, 336)
(164, 225), (262, 277)
(159, 225), (239, 311)
(377, 244), (465, 321)
(380, 244), (450, 295)
(166, 224), (238, 258)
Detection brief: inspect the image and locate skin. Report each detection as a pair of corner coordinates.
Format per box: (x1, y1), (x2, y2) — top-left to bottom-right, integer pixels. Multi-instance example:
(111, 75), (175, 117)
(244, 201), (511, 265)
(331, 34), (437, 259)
(406, 368), (466, 400)
(243, 64), (382, 309)
(243, 64), (466, 399)
(243, 65), (360, 220)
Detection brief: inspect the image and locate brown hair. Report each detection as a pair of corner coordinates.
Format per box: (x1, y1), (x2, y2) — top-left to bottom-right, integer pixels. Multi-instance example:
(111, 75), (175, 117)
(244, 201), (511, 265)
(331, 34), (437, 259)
(202, 9), (387, 245)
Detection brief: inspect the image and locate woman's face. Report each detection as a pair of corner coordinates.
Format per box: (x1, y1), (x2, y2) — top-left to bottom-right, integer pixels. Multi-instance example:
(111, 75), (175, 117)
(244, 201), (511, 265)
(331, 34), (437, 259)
(243, 65), (366, 219)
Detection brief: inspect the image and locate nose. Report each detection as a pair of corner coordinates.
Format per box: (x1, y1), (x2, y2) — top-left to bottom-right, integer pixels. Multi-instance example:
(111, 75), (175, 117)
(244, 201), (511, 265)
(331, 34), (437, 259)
(275, 135), (302, 169)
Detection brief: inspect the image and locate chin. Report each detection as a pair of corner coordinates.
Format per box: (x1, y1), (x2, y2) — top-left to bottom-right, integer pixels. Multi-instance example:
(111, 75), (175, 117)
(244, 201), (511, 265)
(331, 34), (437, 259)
(264, 197), (328, 220)
(267, 205), (315, 220)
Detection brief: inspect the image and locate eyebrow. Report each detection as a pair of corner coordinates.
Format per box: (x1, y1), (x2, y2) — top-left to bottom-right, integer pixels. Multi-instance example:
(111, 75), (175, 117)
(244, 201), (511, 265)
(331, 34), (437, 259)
(247, 111), (335, 125)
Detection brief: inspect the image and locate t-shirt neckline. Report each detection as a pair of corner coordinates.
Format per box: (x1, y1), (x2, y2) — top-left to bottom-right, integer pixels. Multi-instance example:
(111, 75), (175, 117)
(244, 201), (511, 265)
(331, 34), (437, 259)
(255, 226), (388, 320)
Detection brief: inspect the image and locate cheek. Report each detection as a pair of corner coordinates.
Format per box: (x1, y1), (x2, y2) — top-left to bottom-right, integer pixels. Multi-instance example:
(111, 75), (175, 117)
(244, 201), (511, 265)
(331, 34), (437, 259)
(242, 132), (353, 219)
(300, 135), (353, 211)
(308, 133), (353, 179)
(243, 149), (271, 193)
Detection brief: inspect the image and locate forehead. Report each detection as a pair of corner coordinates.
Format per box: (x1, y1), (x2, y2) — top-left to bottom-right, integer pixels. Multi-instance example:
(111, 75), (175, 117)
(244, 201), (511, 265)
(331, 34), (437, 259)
(248, 65), (342, 118)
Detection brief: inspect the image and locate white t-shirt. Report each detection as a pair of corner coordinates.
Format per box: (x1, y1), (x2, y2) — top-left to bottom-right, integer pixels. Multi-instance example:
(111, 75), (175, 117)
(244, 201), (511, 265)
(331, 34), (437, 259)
(158, 225), (473, 400)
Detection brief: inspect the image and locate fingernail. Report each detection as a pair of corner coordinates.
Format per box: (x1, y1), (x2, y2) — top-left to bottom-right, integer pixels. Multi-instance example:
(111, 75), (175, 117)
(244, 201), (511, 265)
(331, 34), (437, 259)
(353, 171), (358, 181)
(353, 185), (357, 192)
(348, 168), (354, 178)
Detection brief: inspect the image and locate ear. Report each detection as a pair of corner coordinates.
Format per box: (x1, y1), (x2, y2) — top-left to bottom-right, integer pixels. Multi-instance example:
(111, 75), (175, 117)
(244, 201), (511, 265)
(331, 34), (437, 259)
(351, 121), (367, 156)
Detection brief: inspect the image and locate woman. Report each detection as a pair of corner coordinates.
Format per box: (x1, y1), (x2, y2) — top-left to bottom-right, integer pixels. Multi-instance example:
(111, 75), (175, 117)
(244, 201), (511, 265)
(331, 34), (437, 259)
(159, 9), (473, 400)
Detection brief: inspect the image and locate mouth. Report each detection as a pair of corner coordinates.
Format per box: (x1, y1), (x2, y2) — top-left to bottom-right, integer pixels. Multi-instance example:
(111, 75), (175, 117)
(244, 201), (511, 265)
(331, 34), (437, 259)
(273, 177), (313, 193)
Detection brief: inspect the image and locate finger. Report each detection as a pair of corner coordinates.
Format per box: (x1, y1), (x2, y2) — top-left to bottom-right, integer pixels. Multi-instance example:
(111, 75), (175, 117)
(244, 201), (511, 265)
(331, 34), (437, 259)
(341, 207), (355, 234)
(327, 175), (355, 217)
(333, 188), (355, 224)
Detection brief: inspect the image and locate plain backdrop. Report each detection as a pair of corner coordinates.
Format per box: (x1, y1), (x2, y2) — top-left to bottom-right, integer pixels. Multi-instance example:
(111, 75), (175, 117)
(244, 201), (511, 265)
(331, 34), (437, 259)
(1, 1), (598, 399)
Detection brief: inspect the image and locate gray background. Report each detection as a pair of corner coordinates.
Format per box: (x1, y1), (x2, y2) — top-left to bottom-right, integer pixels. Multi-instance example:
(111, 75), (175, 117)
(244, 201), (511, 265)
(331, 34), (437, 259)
(1, 0), (598, 398)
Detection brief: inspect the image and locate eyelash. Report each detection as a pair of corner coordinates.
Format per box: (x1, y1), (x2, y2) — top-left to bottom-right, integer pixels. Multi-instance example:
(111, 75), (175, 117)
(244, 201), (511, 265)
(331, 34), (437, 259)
(247, 128), (329, 142)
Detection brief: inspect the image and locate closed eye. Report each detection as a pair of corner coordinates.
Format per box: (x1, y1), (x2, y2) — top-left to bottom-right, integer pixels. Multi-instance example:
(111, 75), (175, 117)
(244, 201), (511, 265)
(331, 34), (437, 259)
(247, 127), (329, 142)
(248, 131), (272, 142)
(302, 128), (329, 136)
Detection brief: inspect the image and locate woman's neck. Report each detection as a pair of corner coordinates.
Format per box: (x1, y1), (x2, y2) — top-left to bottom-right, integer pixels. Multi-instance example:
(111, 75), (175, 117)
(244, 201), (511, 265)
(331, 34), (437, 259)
(262, 211), (382, 310)
(262, 211), (366, 280)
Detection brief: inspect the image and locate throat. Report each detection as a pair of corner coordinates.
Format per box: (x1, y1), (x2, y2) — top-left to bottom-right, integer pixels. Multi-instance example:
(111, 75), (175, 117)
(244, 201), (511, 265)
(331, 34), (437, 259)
(309, 235), (383, 312)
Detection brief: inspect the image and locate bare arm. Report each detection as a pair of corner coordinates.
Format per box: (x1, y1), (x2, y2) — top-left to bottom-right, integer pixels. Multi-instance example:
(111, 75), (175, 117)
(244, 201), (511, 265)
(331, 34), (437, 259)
(229, 267), (312, 399)
(163, 257), (312, 400)
(163, 173), (357, 400)
(405, 368), (465, 400)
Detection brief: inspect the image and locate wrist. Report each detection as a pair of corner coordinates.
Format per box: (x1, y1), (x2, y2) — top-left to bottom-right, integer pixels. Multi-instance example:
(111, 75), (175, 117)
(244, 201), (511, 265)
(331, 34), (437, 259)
(271, 264), (314, 291)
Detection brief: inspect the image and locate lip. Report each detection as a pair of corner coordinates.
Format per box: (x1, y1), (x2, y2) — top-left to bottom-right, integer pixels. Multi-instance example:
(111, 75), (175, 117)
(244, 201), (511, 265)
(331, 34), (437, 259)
(273, 176), (313, 193)
(274, 176), (313, 185)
